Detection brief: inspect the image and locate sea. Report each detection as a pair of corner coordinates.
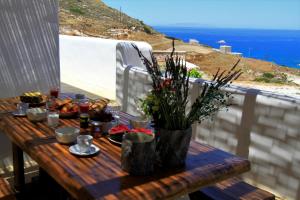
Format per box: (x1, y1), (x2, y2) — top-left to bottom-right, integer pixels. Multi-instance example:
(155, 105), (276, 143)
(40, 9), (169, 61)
(154, 26), (300, 69)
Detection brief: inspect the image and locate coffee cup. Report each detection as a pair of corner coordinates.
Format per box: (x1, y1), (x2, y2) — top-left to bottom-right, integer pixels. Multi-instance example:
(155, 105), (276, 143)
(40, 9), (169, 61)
(77, 135), (93, 153)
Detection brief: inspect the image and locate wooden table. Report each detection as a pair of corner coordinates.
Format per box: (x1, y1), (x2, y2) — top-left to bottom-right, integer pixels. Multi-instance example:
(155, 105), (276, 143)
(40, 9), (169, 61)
(0, 97), (250, 200)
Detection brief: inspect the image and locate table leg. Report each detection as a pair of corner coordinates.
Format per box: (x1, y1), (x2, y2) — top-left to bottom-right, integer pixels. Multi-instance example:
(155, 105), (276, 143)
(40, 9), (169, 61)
(39, 168), (70, 200)
(12, 142), (25, 191)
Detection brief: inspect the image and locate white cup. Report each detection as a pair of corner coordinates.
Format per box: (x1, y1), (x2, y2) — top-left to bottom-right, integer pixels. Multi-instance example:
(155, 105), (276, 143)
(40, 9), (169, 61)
(77, 135), (93, 153)
(17, 102), (29, 114)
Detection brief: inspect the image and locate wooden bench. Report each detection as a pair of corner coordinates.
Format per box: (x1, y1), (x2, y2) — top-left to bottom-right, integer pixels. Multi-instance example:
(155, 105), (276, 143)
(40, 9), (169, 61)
(0, 178), (15, 200)
(189, 178), (275, 200)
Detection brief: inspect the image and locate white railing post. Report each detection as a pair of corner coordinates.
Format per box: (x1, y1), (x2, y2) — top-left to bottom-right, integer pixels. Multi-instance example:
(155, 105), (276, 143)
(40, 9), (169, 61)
(122, 65), (134, 113)
(236, 88), (259, 158)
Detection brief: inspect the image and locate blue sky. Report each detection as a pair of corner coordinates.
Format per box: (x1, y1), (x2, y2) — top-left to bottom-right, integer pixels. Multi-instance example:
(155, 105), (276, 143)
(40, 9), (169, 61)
(102, 0), (300, 30)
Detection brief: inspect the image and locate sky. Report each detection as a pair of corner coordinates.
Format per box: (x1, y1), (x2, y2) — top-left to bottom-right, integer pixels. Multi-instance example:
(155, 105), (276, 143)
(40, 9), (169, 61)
(102, 0), (300, 30)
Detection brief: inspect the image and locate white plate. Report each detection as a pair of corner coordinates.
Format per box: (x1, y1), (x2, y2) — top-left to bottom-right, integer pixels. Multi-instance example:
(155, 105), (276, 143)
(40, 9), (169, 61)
(12, 111), (26, 117)
(69, 144), (100, 156)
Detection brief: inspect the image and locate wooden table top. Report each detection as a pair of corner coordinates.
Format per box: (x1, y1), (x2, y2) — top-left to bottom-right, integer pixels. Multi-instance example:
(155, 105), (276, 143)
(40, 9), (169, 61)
(0, 97), (250, 200)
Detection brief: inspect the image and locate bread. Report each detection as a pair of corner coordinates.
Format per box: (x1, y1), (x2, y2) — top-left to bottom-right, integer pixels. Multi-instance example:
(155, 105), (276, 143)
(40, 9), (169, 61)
(89, 98), (110, 112)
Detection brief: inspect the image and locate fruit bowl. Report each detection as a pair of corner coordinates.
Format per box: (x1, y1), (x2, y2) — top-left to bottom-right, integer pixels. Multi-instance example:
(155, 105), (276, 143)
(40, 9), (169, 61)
(20, 92), (43, 104)
(54, 98), (79, 118)
(19, 92), (46, 107)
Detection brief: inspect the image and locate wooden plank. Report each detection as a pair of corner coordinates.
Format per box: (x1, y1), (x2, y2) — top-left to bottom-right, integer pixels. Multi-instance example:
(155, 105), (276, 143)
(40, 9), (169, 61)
(190, 177), (275, 200)
(0, 177), (15, 200)
(0, 97), (251, 200)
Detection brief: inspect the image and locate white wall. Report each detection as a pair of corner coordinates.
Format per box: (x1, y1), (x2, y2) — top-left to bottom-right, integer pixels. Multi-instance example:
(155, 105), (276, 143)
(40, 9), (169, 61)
(0, 0), (60, 98)
(60, 35), (152, 100)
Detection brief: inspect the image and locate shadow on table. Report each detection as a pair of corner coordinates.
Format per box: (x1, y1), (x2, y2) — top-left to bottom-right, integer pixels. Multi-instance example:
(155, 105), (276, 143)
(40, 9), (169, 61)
(82, 148), (246, 199)
(24, 136), (57, 147)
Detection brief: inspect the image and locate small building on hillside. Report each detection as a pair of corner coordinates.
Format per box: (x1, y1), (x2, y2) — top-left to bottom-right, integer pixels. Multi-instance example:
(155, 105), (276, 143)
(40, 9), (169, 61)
(220, 45), (232, 54)
(214, 45), (243, 57)
(189, 39), (199, 45)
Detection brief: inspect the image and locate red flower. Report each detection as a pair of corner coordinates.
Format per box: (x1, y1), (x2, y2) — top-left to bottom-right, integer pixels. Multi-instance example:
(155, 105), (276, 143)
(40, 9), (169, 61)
(160, 78), (173, 89)
(163, 79), (172, 87)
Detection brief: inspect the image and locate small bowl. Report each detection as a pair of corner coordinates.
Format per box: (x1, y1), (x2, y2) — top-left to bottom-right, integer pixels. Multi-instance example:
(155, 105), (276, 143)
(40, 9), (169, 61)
(26, 108), (47, 122)
(101, 121), (117, 133)
(55, 127), (80, 144)
(129, 117), (149, 129)
(101, 117), (121, 133)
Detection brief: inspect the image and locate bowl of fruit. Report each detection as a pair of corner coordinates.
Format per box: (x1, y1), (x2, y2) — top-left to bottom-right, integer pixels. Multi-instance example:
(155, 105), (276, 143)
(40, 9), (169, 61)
(55, 98), (79, 118)
(20, 91), (46, 107)
(88, 99), (120, 133)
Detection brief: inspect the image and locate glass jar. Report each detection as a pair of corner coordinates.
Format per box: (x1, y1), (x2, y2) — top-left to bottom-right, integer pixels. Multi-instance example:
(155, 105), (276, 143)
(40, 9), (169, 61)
(80, 113), (89, 129)
(79, 101), (89, 113)
(47, 111), (59, 128)
(90, 121), (102, 138)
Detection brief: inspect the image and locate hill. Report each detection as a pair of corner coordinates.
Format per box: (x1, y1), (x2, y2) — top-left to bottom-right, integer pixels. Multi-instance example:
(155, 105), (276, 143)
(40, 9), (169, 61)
(59, 0), (156, 37)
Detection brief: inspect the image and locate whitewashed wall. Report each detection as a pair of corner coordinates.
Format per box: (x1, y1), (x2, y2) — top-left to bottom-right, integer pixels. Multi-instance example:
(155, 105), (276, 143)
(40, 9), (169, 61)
(0, 0), (59, 98)
(60, 35), (151, 100)
(116, 63), (300, 200)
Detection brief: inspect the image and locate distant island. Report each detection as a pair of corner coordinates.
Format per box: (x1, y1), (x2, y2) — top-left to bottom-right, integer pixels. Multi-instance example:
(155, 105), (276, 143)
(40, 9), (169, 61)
(59, 0), (300, 97)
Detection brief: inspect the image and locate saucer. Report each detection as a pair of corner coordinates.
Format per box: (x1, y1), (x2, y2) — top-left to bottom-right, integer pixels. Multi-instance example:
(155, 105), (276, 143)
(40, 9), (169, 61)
(11, 111), (26, 117)
(69, 144), (100, 156)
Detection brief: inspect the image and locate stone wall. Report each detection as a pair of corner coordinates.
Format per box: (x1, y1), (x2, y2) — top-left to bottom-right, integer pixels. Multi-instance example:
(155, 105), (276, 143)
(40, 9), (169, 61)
(117, 64), (300, 200)
(196, 88), (300, 199)
(193, 86), (300, 200)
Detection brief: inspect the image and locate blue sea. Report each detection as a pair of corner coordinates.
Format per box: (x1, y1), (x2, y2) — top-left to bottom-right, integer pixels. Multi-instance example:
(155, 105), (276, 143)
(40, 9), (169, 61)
(154, 26), (300, 69)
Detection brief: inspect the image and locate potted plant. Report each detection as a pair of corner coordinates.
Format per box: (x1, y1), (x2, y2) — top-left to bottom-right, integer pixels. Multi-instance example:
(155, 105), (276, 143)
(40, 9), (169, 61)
(132, 44), (242, 168)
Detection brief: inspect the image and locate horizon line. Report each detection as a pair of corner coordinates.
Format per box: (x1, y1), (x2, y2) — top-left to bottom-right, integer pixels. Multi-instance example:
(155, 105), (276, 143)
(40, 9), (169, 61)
(150, 24), (300, 31)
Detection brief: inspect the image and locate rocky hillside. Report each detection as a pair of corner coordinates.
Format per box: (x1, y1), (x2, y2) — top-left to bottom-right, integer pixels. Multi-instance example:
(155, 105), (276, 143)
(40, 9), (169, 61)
(59, 0), (156, 37)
